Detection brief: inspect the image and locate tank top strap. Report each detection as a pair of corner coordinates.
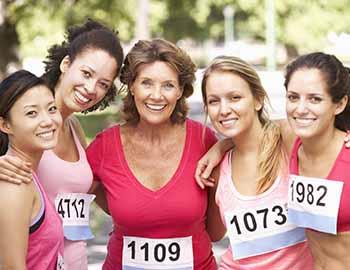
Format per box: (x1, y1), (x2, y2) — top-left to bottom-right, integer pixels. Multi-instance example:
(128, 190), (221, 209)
(289, 137), (302, 174)
(68, 120), (85, 158)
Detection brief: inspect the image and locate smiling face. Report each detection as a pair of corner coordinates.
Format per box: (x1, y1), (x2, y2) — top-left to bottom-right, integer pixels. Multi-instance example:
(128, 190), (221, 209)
(286, 68), (345, 139)
(130, 61), (182, 126)
(56, 48), (118, 116)
(205, 71), (262, 138)
(3, 85), (62, 154)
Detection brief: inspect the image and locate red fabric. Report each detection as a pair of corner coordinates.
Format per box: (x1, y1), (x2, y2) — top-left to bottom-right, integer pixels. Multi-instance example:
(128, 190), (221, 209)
(87, 119), (217, 270)
(289, 138), (350, 233)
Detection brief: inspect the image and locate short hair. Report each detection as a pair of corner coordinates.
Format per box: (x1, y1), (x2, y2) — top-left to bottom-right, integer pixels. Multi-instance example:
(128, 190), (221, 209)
(120, 39), (196, 125)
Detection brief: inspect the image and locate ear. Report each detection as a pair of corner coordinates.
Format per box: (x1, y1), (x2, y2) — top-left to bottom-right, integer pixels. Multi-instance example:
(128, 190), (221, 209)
(254, 97), (263, 112)
(335, 95), (348, 115)
(176, 87), (184, 100)
(0, 117), (12, 135)
(59, 55), (71, 73)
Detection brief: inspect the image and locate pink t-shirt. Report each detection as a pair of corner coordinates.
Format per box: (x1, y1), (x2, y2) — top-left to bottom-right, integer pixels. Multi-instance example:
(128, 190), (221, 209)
(86, 119), (217, 270)
(289, 138), (350, 233)
(216, 150), (313, 270)
(27, 173), (64, 269)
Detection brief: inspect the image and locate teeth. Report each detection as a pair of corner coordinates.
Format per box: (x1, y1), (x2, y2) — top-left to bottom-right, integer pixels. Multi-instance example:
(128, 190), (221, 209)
(145, 103), (166, 111)
(75, 91), (90, 103)
(294, 117), (315, 125)
(37, 131), (54, 138)
(220, 119), (237, 127)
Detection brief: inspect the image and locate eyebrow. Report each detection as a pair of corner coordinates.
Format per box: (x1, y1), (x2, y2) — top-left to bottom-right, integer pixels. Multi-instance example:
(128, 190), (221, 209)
(23, 101), (56, 109)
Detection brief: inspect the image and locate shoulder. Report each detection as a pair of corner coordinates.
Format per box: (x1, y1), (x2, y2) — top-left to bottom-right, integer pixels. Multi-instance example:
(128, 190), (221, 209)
(0, 178), (35, 210)
(68, 116), (87, 148)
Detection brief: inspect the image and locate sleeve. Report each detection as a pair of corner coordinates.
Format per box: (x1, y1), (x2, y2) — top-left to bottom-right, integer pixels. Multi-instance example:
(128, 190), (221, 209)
(86, 132), (104, 182)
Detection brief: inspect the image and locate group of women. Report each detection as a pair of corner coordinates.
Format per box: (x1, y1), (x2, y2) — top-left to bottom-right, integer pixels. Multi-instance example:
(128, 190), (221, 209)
(0, 18), (348, 270)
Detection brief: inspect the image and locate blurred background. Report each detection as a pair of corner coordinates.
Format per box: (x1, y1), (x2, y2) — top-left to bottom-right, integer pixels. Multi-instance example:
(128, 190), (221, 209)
(1, 0), (349, 268)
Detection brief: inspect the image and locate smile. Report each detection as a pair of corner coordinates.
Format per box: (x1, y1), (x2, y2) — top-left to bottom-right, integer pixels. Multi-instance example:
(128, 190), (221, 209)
(36, 130), (55, 139)
(145, 103), (167, 111)
(74, 90), (91, 104)
(293, 117), (316, 125)
(219, 118), (238, 127)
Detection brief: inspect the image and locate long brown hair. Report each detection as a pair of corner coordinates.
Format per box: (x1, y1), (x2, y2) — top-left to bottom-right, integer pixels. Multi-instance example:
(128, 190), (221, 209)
(202, 56), (287, 193)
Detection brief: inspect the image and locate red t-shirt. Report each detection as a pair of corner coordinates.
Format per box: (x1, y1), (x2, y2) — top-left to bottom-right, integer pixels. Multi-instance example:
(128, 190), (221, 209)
(86, 119), (217, 270)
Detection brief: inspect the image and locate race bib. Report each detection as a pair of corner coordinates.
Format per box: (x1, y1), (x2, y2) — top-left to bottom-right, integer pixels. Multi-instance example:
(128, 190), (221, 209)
(54, 193), (95, 240)
(122, 236), (193, 270)
(56, 253), (65, 270)
(224, 201), (306, 260)
(288, 175), (343, 234)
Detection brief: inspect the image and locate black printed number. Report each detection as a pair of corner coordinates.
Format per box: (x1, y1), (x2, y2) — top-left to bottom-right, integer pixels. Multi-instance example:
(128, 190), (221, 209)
(290, 181), (327, 207)
(57, 198), (85, 218)
(128, 241), (180, 262)
(230, 206), (287, 235)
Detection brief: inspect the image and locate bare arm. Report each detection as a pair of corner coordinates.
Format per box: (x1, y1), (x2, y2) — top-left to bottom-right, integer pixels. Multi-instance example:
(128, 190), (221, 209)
(206, 167), (226, 242)
(0, 180), (34, 269)
(195, 138), (234, 189)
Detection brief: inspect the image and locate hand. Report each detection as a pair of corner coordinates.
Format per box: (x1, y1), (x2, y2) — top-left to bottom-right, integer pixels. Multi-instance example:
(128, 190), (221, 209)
(0, 155), (32, 184)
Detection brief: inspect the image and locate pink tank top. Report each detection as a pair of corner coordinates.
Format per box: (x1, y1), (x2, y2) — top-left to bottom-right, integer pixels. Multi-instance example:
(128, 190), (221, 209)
(289, 138), (350, 233)
(27, 172), (64, 269)
(37, 122), (93, 202)
(216, 150), (313, 270)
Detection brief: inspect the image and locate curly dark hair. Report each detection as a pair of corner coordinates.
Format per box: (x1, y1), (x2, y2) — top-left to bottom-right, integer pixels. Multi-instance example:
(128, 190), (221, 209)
(119, 39), (196, 125)
(285, 52), (350, 132)
(42, 18), (124, 113)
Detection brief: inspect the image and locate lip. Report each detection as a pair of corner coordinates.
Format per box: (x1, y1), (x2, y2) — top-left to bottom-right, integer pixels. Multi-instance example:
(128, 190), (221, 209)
(219, 118), (238, 128)
(292, 117), (316, 126)
(145, 103), (167, 111)
(74, 90), (91, 105)
(36, 129), (56, 140)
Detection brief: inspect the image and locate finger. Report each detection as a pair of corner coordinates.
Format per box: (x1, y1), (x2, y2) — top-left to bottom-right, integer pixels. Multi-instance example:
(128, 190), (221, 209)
(195, 161), (208, 183)
(0, 167), (32, 183)
(3, 156), (32, 173)
(201, 163), (215, 180)
(0, 173), (23, 185)
(195, 177), (205, 189)
(202, 178), (215, 187)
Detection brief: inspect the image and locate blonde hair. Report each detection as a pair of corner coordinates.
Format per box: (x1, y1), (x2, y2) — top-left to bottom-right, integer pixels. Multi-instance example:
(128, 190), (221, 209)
(202, 56), (287, 193)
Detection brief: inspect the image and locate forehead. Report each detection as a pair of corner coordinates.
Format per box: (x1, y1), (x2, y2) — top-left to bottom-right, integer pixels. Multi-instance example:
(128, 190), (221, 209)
(287, 68), (328, 94)
(73, 48), (118, 79)
(10, 85), (53, 109)
(136, 61), (178, 81)
(206, 71), (250, 94)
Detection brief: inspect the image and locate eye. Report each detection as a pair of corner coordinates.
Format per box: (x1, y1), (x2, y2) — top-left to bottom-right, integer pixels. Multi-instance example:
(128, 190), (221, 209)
(141, 79), (152, 87)
(309, 96), (322, 104)
(231, 95), (241, 101)
(99, 82), (110, 90)
(286, 93), (298, 102)
(163, 82), (175, 91)
(82, 70), (91, 79)
(48, 105), (58, 113)
(208, 99), (219, 105)
(25, 110), (37, 117)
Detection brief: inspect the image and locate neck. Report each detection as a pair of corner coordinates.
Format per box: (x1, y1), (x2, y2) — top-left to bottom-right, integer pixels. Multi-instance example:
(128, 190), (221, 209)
(232, 118), (264, 155)
(7, 143), (43, 170)
(132, 120), (182, 144)
(300, 127), (344, 159)
(55, 83), (73, 121)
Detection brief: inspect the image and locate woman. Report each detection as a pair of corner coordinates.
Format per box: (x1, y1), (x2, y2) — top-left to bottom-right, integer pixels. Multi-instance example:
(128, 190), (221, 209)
(199, 56), (313, 269)
(0, 19), (124, 269)
(0, 70), (64, 269)
(285, 52), (350, 269)
(86, 39), (219, 270)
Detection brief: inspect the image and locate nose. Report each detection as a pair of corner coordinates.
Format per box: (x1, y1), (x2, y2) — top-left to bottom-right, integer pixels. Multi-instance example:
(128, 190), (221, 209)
(295, 99), (308, 114)
(219, 100), (231, 116)
(85, 79), (97, 95)
(40, 111), (55, 127)
(149, 85), (162, 100)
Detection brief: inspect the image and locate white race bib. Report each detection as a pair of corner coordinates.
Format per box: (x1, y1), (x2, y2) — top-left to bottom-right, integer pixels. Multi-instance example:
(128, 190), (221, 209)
(122, 236), (193, 270)
(54, 193), (95, 240)
(288, 175), (343, 234)
(224, 201), (306, 260)
(56, 253), (65, 270)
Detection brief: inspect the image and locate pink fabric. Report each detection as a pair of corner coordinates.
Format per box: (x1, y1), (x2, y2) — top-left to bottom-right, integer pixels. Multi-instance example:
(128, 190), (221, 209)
(86, 119), (217, 270)
(37, 122), (93, 269)
(216, 151), (313, 270)
(289, 138), (350, 233)
(27, 173), (64, 269)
